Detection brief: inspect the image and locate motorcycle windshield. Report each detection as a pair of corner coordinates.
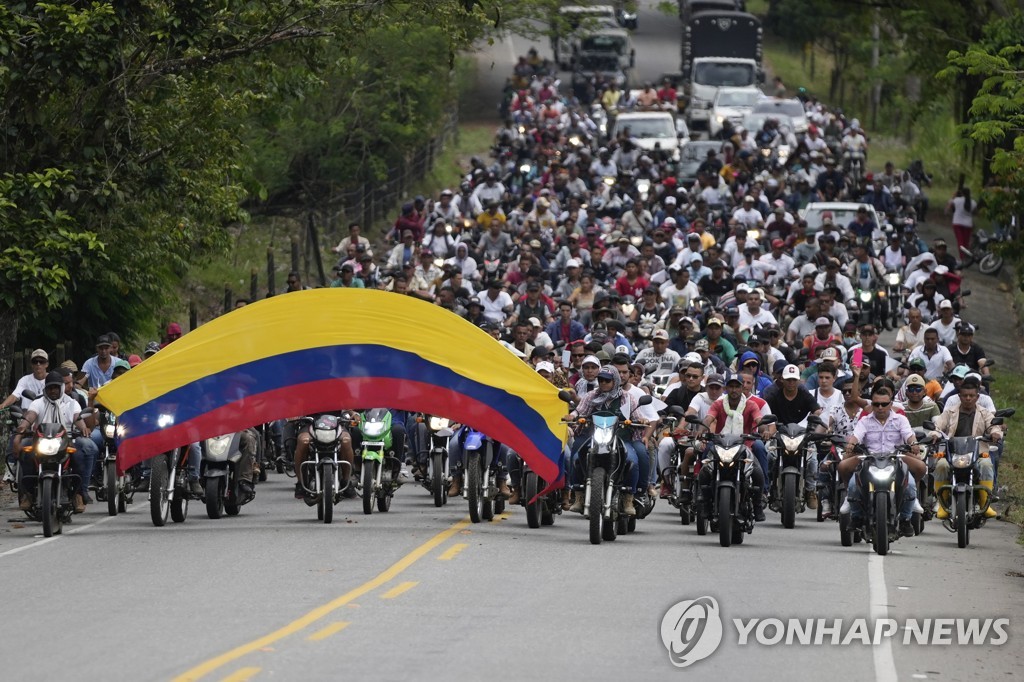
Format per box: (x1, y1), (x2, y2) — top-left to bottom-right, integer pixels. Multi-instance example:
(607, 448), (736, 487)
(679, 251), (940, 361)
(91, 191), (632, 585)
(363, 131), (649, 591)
(947, 437), (976, 456)
(37, 423), (66, 439)
(463, 428), (485, 450)
(592, 414), (618, 430)
(714, 433), (746, 448)
(778, 423), (806, 437)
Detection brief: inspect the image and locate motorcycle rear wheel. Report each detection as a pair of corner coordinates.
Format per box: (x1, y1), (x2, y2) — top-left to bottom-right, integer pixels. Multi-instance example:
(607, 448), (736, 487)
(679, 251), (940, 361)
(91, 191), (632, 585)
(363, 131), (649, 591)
(718, 488), (734, 547)
(615, 511), (628, 537)
(41, 478), (61, 537)
(874, 494), (889, 556)
(150, 456), (170, 527)
(322, 463), (335, 524)
(431, 453), (446, 508)
(205, 477), (223, 519)
(956, 490), (969, 548)
(171, 472), (188, 524)
(362, 460), (375, 515)
(979, 252), (1003, 276)
(105, 460), (119, 517)
(627, 515), (637, 533)
(589, 468), (605, 545)
(839, 513), (853, 546)
(467, 456), (483, 524)
(695, 502), (708, 536)
(376, 473), (392, 513)
(781, 474), (797, 529)
(524, 472), (541, 528)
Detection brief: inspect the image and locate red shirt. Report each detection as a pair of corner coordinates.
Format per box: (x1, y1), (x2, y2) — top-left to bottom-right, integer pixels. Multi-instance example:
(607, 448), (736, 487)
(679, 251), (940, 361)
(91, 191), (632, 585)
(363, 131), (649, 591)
(708, 397), (763, 434)
(614, 275), (649, 299)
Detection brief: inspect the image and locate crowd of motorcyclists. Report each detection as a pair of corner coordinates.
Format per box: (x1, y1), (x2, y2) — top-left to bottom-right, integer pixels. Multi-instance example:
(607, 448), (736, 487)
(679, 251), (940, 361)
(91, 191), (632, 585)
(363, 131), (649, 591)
(1, 49), (1014, 552)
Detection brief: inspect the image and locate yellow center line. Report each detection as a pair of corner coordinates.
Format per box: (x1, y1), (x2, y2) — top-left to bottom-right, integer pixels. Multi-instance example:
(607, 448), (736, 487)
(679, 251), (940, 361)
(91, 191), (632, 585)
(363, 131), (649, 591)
(437, 543), (468, 561)
(219, 667), (261, 682)
(306, 621), (350, 642)
(380, 581), (418, 599)
(172, 517), (472, 682)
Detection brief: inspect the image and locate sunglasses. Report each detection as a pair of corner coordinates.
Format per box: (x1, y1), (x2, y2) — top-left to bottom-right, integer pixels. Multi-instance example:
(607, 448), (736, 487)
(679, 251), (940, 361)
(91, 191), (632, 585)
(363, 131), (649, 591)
(685, 373), (702, 380)
(571, 353), (585, 358)
(871, 401), (892, 408)
(31, 358), (47, 365)
(906, 386), (924, 392)
(597, 378), (614, 384)
(841, 389), (853, 395)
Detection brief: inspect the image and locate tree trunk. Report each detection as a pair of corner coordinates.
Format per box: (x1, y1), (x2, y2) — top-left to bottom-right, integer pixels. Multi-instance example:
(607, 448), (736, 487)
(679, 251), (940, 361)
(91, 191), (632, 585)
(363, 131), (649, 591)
(0, 308), (20, 394)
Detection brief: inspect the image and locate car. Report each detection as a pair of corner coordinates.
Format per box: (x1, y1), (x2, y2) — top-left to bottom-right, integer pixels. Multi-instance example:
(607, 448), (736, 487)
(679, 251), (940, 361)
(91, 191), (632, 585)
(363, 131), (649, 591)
(576, 27), (635, 72)
(610, 112), (685, 161)
(750, 97), (809, 135)
(740, 111), (794, 137)
(677, 140), (725, 185)
(709, 86), (762, 137)
(800, 202), (887, 235)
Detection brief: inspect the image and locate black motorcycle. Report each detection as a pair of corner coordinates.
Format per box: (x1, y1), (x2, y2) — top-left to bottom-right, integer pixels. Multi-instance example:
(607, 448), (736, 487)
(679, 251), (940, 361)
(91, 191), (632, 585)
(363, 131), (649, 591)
(769, 417), (827, 529)
(516, 450), (560, 529)
(297, 413), (356, 524)
(94, 408), (138, 516)
(417, 414), (454, 508)
(839, 444), (915, 555)
(816, 435), (849, 524)
(660, 406), (698, 526)
(150, 444), (201, 527)
(201, 430), (257, 519)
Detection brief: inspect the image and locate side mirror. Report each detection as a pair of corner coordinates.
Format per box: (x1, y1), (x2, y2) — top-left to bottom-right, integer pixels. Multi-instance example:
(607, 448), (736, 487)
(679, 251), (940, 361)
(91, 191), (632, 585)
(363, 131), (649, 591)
(685, 414), (702, 424)
(9, 407), (23, 421)
(668, 405), (685, 417)
(990, 417), (1004, 427)
(557, 389), (574, 404)
(995, 408), (1015, 418)
(807, 414), (823, 427)
(758, 415), (778, 426)
(913, 427), (927, 441)
(831, 435), (846, 446)
(638, 394), (653, 406)
(960, 289), (971, 297)
(921, 420), (935, 431)
(22, 390), (39, 401)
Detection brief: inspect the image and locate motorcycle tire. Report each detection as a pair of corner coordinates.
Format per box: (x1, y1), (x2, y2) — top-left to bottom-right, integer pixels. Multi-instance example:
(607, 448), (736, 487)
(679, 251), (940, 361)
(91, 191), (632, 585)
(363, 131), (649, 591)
(224, 499), (240, 516)
(493, 497), (505, 517)
(719, 488), (734, 547)
(105, 460), (119, 517)
(816, 494), (824, 523)
(524, 472), (541, 528)
(956, 490), (968, 548)
(362, 461), (375, 515)
(627, 515), (637, 533)
(467, 456), (483, 524)
(615, 513), (628, 537)
(150, 456), (170, 527)
(839, 513), (853, 547)
(41, 479), (60, 537)
(376, 479), (392, 513)
(205, 477), (224, 519)
(911, 511), (922, 536)
(258, 465), (268, 483)
(680, 506), (691, 525)
(979, 252), (1003, 276)
(695, 503), (708, 536)
(117, 488), (127, 514)
(603, 491), (618, 542)
(541, 504), (555, 526)
(782, 474), (797, 529)
(874, 494), (889, 556)
(731, 519), (745, 545)
(589, 468), (606, 545)
(322, 463), (335, 525)
(171, 490), (188, 524)
(276, 459), (285, 475)
(431, 453), (445, 508)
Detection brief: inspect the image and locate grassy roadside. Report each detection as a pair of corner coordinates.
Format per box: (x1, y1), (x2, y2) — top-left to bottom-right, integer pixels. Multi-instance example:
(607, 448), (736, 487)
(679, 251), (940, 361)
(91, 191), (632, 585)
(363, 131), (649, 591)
(990, 367), (1024, 536)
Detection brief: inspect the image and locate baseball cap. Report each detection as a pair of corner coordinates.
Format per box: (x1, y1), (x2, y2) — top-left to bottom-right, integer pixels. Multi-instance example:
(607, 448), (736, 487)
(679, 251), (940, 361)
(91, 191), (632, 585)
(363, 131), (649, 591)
(694, 339), (710, 351)
(127, 354), (143, 368)
(59, 360), (77, 372)
(653, 329), (669, 340)
(96, 334), (113, 347)
(905, 374), (926, 388)
(581, 355), (601, 368)
(819, 347), (840, 363)
(528, 317), (543, 328)
(957, 322), (976, 335)
(44, 371), (64, 388)
(771, 238), (784, 249)
(566, 258), (581, 268)
(705, 317), (722, 327)
(530, 347), (552, 360)
(950, 364), (970, 379)
(144, 341), (161, 356)
(938, 299), (953, 309)
(664, 196), (677, 205)
(908, 356), (926, 369)
(782, 364), (801, 380)
(536, 361), (555, 374)
(815, 317), (831, 327)
(31, 349), (48, 361)
(725, 372), (743, 385)
(706, 373), (725, 387)
(597, 367), (617, 382)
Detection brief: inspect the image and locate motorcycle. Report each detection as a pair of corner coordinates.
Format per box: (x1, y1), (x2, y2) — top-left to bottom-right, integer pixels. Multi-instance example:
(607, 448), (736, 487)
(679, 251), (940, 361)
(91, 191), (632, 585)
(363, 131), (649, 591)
(661, 407), (698, 526)
(461, 426), (506, 524)
(17, 406), (94, 537)
(769, 417), (827, 528)
(882, 269), (904, 330)
(960, 228), (1006, 276)
(565, 390), (653, 545)
(418, 414), (454, 507)
(926, 410), (1013, 548)
(201, 430), (257, 519)
(816, 435), (850, 523)
(95, 408), (136, 516)
(254, 421), (282, 479)
(839, 444), (915, 556)
(692, 415), (774, 547)
(517, 450), (560, 529)
(355, 408), (402, 515)
(149, 443), (200, 527)
(297, 413), (356, 524)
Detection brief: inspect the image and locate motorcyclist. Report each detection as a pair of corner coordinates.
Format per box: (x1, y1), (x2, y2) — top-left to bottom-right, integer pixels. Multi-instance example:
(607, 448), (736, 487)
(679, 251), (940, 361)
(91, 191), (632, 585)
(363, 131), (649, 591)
(293, 413), (356, 505)
(634, 329), (681, 377)
(928, 377), (1002, 519)
(763, 365), (824, 509)
(13, 371), (98, 513)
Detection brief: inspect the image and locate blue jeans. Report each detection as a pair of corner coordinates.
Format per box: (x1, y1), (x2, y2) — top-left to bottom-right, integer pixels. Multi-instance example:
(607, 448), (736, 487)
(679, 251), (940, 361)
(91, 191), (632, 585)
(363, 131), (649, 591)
(845, 476), (917, 521)
(751, 440), (769, 492)
(569, 435), (640, 492)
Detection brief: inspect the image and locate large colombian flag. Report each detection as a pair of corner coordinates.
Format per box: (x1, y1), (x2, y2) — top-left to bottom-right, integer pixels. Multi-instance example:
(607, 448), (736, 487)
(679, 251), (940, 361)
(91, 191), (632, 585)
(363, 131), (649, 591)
(96, 289), (568, 487)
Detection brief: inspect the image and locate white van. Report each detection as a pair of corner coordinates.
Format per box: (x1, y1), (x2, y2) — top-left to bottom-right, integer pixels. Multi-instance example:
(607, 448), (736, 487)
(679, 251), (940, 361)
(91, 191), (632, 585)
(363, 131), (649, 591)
(610, 112), (684, 161)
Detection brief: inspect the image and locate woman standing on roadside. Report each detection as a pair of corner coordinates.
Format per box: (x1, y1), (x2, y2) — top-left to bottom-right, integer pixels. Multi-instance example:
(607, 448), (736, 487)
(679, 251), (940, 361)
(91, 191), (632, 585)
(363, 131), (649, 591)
(946, 187), (977, 255)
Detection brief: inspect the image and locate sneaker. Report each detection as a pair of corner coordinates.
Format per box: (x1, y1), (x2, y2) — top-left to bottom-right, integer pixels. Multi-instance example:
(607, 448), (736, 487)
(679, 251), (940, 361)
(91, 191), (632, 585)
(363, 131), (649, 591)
(805, 490), (818, 510)
(659, 481), (671, 499)
(294, 482), (305, 500)
(839, 498), (852, 515)
(820, 497), (833, 518)
(647, 484), (658, 499)
(898, 518), (914, 537)
(82, 492), (93, 505)
(911, 498), (924, 515)
(3, 469), (13, 483)
(188, 478), (203, 496)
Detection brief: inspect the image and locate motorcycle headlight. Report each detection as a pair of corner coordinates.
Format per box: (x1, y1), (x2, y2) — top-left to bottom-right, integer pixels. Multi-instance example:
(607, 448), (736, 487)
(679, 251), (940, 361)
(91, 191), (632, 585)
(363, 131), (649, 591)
(718, 445), (741, 464)
(715, 115), (725, 124)
(103, 424), (117, 439)
(569, 135), (581, 146)
(429, 417), (450, 431)
(603, 176), (615, 187)
(36, 437), (61, 457)
(637, 179), (651, 193)
(747, 229), (760, 242)
(518, 125), (526, 134)
(315, 428), (338, 444)
(951, 453), (973, 469)
(781, 436), (803, 453)
(886, 273), (900, 286)
(859, 291), (872, 303)
(363, 421), (385, 437)
(519, 163), (531, 174)
(445, 223), (453, 234)
(593, 426), (614, 446)
(206, 435), (231, 457)
(760, 148), (771, 157)
(869, 464), (895, 483)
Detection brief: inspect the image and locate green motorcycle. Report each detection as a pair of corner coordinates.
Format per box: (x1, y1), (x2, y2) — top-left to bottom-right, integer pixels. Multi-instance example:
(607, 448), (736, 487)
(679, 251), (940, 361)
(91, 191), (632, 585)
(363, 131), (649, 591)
(357, 408), (402, 514)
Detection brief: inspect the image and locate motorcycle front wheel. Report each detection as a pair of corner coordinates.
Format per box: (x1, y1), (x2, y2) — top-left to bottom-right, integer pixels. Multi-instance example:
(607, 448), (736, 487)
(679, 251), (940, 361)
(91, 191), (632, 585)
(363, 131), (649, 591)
(41, 478), (61, 537)
(956, 489), (969, 548)
(322, 463), (335, 524)
(781, 474), (797, 529)
(150, 456), (170, 527)
(718, 488), (734, 547)
(589, 469), (605, 545)
(874, 494), (889, 556)
(105, 460), (119, 517)
(431, 453), (446, 508)
(524, 472), (541, 528)
(979, 252), (1003, 276)
(205, 477), (223, 519)
(170, 472), (188, 524)
(467, 456), (483, 524)
(362, 460), (375, 515)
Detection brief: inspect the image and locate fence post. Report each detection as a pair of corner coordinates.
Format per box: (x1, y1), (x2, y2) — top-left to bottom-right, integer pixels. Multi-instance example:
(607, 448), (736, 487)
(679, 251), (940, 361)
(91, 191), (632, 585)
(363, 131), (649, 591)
(250, 268), (259, 302)
(189, 301), (199, 331)
(266, 248), (276, 297)
(223, 285), (233, 314)
(54, 343), (65, 366)
(290, 235), (300, 274)
(309, 213), (327, 287)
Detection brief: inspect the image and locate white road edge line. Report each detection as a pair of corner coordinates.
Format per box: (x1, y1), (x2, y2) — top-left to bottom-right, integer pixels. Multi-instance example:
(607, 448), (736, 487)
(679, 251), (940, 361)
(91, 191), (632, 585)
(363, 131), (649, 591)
(502, 29), (516, 67)
(868, 554), (898, 682)
(0, 515), (116, 558)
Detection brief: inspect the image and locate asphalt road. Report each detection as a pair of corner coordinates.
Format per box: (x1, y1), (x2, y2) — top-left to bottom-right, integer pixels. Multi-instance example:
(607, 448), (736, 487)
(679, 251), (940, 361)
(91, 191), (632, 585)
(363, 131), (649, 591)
(2, 4), (1022, 681)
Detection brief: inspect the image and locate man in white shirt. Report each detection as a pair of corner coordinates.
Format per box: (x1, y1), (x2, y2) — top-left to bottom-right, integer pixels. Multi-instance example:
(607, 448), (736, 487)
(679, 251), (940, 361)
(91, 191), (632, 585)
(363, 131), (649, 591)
(738, 289), (778, 330)
(731, 195), (764, 230)
(760, 239), (796, 288)
(479, 281), (514, 323)
(1, 349), (49, 411)
(928, 299), (960, 345)
(659, 266), (700, 310)
(907, 328), (954, 381)
(893, 307), (927, 353)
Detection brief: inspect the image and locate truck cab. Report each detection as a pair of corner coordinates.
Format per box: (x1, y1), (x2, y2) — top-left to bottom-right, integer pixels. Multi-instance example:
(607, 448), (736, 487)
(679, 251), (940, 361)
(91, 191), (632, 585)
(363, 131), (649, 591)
(551, 5), (620, 70)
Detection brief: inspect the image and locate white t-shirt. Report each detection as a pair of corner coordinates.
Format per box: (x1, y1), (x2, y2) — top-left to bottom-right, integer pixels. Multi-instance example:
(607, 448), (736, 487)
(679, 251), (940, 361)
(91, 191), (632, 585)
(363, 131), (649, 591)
(626, 384), (660, 422)
(814, 387), (845, 428)
(948, 196), (977, 227)
(11, 374), (46, 410)
(907, 345), (953, 381)
(480, 290), (514, 323)
(27, 393), (82, 429)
